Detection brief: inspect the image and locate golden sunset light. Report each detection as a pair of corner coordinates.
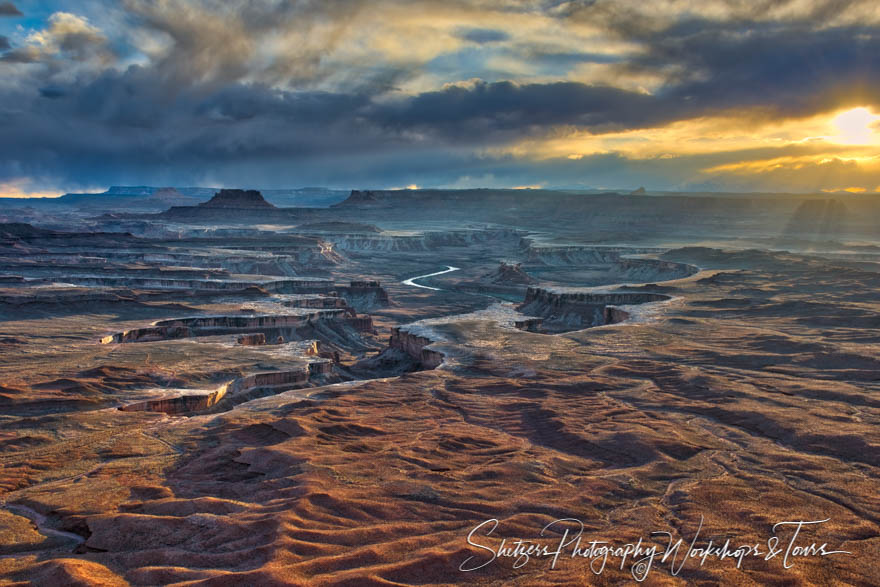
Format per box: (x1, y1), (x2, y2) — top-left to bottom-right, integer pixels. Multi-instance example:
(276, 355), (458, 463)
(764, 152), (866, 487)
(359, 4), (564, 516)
(830, 107), (880, 145)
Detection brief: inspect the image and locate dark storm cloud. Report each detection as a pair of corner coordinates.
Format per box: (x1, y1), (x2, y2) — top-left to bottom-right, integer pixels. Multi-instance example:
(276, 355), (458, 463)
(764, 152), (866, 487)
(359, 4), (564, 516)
(0, 2), (21, 16)
(628, 21), (880, 116)
(3, 0), (880, 192)
(372, 80), (669, 140)
(0, 71), (681, 185)
(455, 27), (510, 44)
(0, 35), (9, 50)
(38, 86), (66, 98)
(552, 0), (880, 116)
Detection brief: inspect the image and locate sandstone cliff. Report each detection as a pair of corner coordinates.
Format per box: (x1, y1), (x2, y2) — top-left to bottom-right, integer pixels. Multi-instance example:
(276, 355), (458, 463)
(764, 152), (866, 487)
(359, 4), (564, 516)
(388, 327), (444, 369)
(517, 287), (670, 332)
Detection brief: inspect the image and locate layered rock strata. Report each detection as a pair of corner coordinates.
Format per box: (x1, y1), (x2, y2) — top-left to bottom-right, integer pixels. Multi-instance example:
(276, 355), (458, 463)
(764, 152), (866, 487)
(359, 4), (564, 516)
(517, 287), (670, 332)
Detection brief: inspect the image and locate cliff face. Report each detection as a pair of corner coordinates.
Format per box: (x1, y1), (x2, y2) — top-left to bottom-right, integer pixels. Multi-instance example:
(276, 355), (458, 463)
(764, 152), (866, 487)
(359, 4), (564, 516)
(336, 281), (391, 311)
(102, 310), (374, 344)
(13, 241), (341, 279)
(610, 258), (699, 282)
(517, 287), (670, 332)
(388, 327), (444, 369)
(198, 189), (276, 209)
(119, 362), (333, 415)
(523, 245), (622, 266)
(513, 318), (543, 332)
(282, 295), (353, 313)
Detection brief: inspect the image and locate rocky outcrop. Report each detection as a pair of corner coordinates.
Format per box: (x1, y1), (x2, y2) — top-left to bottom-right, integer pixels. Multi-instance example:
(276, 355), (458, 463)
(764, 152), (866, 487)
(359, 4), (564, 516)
(514, 318), (544, 332)
(11, 245), (339, 278)
(523, 245), (624, 266)
(603, 306), (631, 325)
(482, 262), (534, 285)
(198, 189), (276, 209)
(388, 327), (444, 369)
(0, 223), (140, 247)
(265, 279), (336, 294)
(237, 333), (267, 346)
(102, 310), (377, 357)
(519, 243), (698, 282)
(336, 280), (390, 311)
(119, 362), (333, 415)
(517, 287), (670, 333)
(308, 362), (334, 375)
(282, 295), (353, 314)
(0, 289), (204, 308)
(613, 258), (698, 282)
(346, 316), (377, 333)
(49, 276), (268, 293)
(521, 287), (669, 309)
(0, 261), (230, 280)
(102, 310), (350, 343)
(46, 276), (334, 294)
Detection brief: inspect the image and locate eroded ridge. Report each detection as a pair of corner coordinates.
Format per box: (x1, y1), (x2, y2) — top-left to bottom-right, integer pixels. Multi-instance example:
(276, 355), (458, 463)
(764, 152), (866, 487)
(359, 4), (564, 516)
(101, 311), (375, 344)
(119, 361), (336, 415)
(517, 286), (671, 332)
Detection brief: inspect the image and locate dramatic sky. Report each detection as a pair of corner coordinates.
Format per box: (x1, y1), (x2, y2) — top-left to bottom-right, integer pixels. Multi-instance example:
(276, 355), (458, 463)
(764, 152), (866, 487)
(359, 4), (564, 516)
(2, 0), (880, 196)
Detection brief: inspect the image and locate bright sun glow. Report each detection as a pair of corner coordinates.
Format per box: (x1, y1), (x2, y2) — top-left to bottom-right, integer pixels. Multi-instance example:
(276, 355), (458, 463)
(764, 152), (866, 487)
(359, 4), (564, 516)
(831, 107), (880, 145)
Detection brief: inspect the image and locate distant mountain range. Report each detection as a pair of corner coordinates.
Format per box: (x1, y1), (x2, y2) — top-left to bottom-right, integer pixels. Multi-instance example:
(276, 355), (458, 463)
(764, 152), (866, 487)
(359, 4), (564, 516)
(1, 186), (350, 210)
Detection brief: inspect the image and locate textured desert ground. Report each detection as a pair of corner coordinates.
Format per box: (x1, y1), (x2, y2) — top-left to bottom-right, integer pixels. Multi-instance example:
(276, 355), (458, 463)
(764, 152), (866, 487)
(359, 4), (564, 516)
(0, 189), (878, 585)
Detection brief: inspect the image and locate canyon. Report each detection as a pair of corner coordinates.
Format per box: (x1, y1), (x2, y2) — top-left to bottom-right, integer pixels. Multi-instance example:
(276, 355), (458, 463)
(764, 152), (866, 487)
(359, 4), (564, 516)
(0, 188), (878, 586)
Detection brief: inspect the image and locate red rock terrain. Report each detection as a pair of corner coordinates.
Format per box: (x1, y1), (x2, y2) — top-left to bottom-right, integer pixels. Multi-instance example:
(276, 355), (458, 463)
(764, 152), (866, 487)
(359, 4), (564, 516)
(0, 210), (878, 585)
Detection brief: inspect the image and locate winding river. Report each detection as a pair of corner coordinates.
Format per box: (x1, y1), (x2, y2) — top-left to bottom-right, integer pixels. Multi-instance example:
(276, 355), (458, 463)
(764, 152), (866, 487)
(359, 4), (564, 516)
(401, 265), (460, 291)
(0, 503), (85, 558)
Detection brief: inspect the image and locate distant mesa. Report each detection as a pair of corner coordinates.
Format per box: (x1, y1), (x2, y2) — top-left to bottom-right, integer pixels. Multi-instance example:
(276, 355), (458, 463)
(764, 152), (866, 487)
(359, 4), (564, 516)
(198, 189), (276, 209)
(630, 186), (647, 195)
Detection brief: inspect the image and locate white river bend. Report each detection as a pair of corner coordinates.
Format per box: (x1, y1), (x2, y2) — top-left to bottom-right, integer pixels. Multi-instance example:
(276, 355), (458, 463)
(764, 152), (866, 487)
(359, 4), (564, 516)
(401, 266), (460, 291)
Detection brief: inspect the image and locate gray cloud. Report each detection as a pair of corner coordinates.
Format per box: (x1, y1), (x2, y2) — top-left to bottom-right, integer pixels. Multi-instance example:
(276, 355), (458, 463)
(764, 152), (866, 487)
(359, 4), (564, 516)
(372, 81), (669, 141)
(0, 2), (21, 17)
(1, 46), (40, 63)
(0, 35), (9, 50)
(455, 27), (510, 44)
(121, 0), (371, 89)
(625, 21), (880, 117)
